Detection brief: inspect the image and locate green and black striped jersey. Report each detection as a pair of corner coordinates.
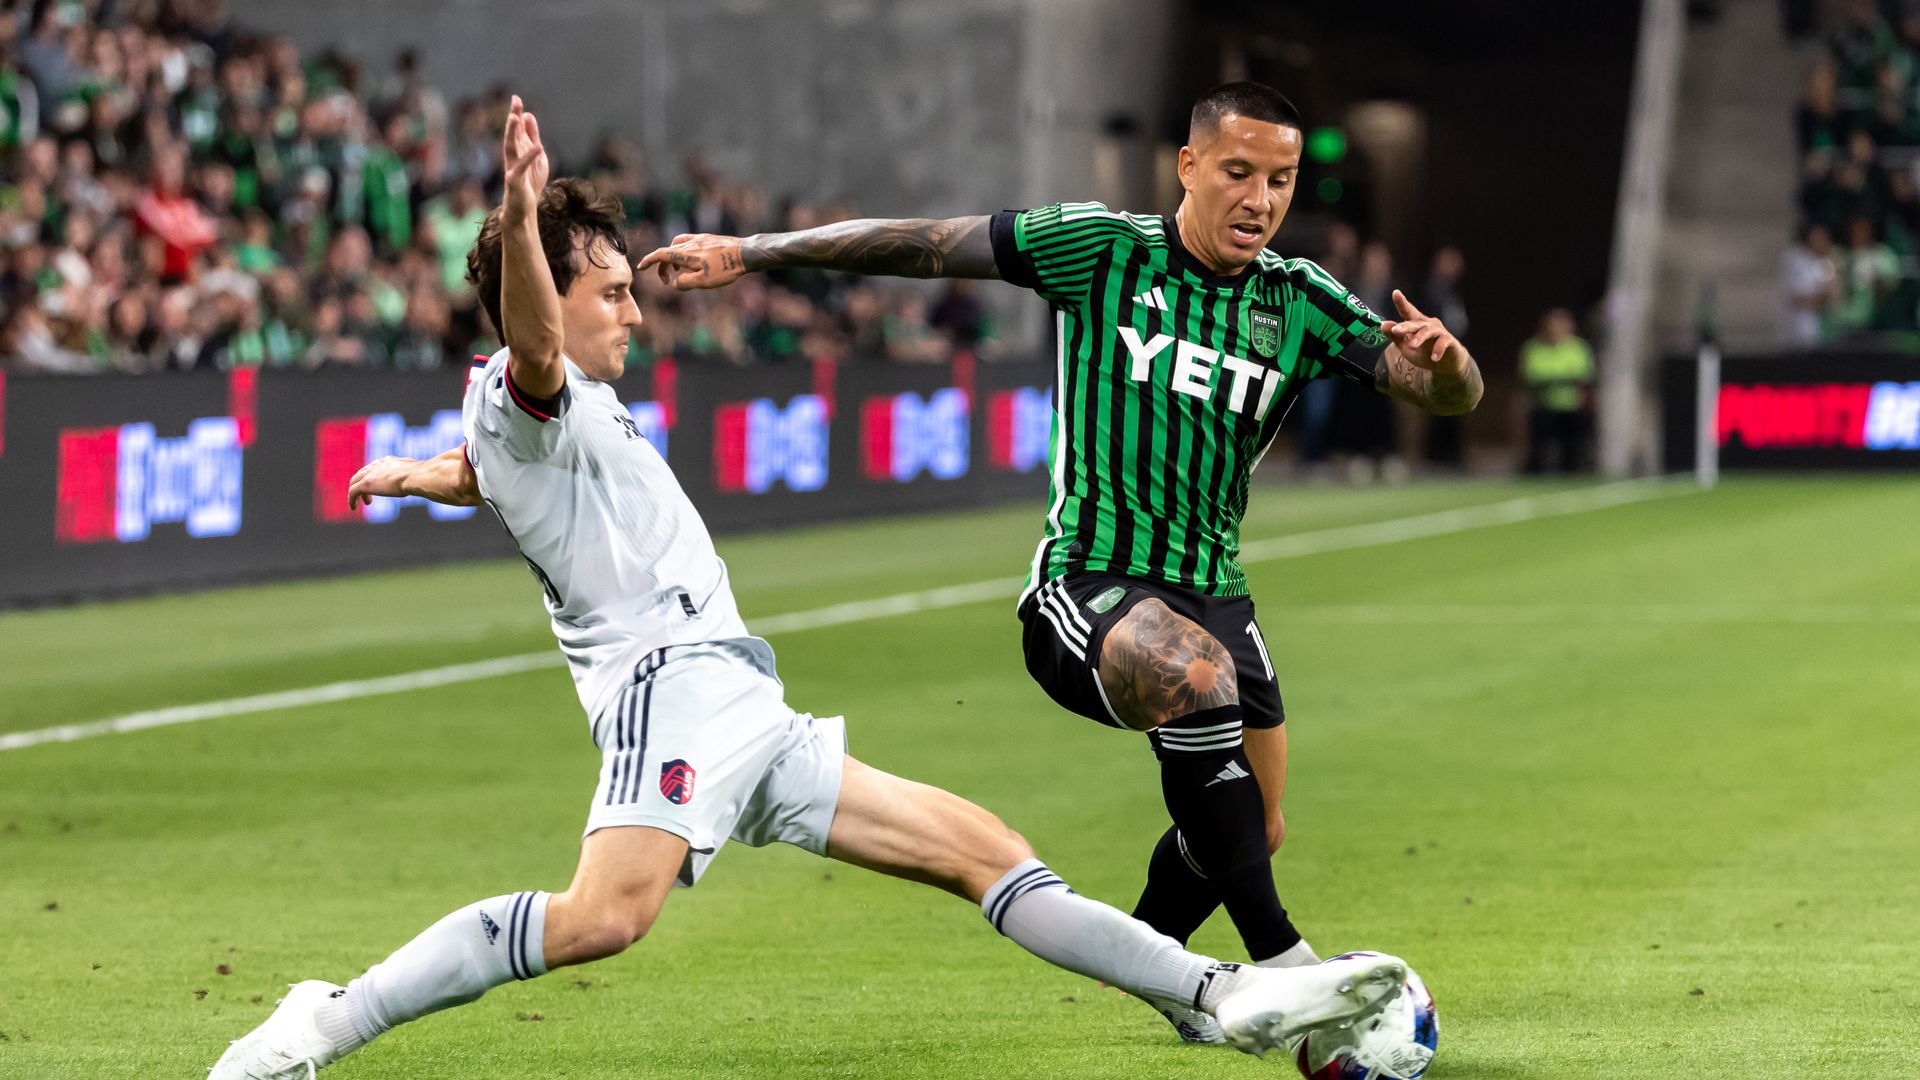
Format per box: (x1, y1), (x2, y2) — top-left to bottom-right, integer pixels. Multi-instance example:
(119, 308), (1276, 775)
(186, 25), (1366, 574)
(989, 202), (1389, 602)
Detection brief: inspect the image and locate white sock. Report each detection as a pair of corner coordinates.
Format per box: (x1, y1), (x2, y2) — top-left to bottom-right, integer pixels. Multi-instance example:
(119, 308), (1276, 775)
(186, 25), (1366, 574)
(1195, 961), (1260, 1014)
(1258, 939), (1321, 968)
(981, 859), (1217, 1005)
(315, 891), (549, 1052)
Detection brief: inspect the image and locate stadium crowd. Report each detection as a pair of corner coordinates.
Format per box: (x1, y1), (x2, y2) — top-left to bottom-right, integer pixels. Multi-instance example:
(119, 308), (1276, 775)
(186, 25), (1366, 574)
(0, 0), (989, 375)
(1784, 0), (1920, 344)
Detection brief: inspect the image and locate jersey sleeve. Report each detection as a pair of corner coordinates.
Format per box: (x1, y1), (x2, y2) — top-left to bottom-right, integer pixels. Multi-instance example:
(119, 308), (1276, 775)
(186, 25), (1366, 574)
(991, 202), (1138, 309)
(469, 353), (574, 463)
(1282, 259), (1392, 385)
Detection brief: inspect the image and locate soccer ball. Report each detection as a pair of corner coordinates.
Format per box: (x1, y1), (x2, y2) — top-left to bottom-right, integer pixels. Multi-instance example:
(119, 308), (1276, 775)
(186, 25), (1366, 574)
(1292, 953), (1438, 1080)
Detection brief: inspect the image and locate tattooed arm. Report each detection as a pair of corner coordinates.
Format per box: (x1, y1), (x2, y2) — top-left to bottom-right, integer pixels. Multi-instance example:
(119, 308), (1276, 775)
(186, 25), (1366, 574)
(1096, 599), (1239, 732)
(1376, 342), (1484, 416)
(638, 216), (999, 290)
(1372, 288), (1483, 416)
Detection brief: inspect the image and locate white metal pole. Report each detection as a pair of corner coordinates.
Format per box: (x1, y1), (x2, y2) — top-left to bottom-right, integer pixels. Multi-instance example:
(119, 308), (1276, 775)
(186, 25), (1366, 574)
(1599, 0), (1687, 477)
(1695, 342), (1720, 489)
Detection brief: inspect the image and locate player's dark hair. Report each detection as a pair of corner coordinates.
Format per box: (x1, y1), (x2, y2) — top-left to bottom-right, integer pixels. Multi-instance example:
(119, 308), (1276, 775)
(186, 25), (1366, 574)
(466, 177), (628, 338)
(1189, 81), (1302, 141)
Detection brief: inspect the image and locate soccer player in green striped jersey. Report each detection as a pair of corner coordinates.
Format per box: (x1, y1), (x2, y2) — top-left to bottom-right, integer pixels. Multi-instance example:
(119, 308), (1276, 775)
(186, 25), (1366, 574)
(643, 81), (1481, 1044)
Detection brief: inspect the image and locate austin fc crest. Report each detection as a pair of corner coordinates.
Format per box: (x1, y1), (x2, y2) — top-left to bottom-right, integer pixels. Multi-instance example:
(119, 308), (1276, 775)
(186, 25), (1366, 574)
(660, 759), (696, 805)
(1249, 310), (1281, 358)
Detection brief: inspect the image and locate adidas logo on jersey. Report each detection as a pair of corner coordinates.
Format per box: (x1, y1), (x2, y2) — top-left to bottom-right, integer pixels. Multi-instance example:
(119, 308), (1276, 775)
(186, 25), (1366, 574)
(1206, 760), (1251, 786)
(1132, 286), (1170, 311)
(479, 910), (503, 944)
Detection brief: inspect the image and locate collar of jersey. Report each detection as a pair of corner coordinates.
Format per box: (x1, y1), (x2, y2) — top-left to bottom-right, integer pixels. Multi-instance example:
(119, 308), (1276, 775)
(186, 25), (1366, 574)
(1162, 214), (1257, 292)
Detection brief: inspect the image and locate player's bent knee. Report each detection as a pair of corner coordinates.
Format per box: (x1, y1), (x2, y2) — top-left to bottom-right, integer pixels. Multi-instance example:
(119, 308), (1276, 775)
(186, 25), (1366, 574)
(568, 904), (656, 962)
(991, 827), (1036, 871)
(547, 888), (664, 965)
(948, 811), (1035, 899)
(957, 829), (1036, 901)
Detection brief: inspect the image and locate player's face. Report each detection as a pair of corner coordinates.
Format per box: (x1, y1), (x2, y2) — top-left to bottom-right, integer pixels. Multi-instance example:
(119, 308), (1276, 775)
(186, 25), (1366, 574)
(559, 238), (643, 381)
(1177, 115), (1302, 274)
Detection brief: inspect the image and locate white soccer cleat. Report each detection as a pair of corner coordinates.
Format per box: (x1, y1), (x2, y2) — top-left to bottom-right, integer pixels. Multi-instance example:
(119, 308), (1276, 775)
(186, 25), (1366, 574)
(208, 980), (351, 1080)
(1147, 997), (1227, 1044)
(1211, 952), (1408, 1060)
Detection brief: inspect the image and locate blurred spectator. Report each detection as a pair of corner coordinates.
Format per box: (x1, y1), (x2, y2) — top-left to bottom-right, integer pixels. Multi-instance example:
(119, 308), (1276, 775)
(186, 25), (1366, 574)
(1830, 0), (1897, 95)
(883, 291), (948, 363)
(1331, 241), (1404, 482)
(1520, 308), (1595, 474)
(1789, 56), (1835, 157)
(0, 23), (41, 153)
(1416, 246), (1468, 467)
(1883, 166), (1920, 253)
(131, 145), (216, 281)
(837, 284), (886, 357)
(1834, 213), (1905, 332)
(423, 179), (487, 293)
(1780, 222), (1842, 346)
(930, 279), (990, 352)
(1869, 62), (1920, 146)
(1296, 221), (1358, 467)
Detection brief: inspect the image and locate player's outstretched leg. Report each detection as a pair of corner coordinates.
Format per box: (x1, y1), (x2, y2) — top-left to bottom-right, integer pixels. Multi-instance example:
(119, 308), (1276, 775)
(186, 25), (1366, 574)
(209, 826), (686, 1078)
(821, 756), (1404, 1059)
(1096, 600), (1320, 1040)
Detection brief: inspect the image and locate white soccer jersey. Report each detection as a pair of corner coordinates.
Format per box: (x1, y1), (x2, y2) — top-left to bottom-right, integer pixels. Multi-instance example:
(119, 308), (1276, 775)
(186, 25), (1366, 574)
(462, 348), (751, 718)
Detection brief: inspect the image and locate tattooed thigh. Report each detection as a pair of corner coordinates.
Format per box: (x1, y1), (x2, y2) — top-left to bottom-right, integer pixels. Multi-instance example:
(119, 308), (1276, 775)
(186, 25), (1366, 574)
(1096, 599), (1239, 731)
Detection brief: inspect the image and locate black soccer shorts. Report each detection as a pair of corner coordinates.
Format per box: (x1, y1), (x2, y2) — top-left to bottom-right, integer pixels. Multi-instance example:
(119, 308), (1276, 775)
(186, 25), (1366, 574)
(1018, 570), (1285, 731)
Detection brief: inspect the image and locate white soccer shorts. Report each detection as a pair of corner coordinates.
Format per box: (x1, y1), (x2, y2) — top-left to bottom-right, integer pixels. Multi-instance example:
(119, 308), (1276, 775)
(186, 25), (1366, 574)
(583, 638), (846, 887)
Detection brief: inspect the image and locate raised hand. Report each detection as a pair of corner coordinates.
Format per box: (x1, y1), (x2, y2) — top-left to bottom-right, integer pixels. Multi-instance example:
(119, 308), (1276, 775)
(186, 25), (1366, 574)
(637, 233), (749, 290)
(501, 95), (549, 219)
(1377, 289), (1467, 376)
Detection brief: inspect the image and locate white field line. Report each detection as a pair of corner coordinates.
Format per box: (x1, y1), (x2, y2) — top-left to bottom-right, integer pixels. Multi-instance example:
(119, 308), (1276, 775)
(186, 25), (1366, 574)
(1275, 604), (1920, 624)
(0, 478), (1686, 753)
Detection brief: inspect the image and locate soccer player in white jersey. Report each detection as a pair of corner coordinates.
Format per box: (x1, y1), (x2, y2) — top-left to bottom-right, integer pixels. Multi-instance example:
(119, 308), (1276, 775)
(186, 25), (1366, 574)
(207, 98), (1408, 1079)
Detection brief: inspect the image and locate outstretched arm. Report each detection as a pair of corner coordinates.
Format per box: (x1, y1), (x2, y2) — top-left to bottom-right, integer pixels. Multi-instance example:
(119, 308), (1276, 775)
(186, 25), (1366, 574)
(498, 95), (567, 398)
(1372, 289), (1483, 416)
(347, 446), (481, 509)
(639, 216), (999, 290)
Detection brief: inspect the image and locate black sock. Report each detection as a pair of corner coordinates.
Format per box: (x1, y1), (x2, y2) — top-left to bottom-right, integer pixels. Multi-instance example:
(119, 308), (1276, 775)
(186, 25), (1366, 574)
(1130, 825), (1220, 946)
(1146, 705), (1301, 961)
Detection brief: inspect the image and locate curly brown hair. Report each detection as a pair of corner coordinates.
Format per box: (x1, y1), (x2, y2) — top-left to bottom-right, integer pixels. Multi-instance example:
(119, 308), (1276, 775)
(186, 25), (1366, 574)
(465, 177), (628, 338)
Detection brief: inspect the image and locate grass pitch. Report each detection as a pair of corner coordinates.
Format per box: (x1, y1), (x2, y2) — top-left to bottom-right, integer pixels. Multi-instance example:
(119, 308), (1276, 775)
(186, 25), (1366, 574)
(2, 477), (1917, 1079)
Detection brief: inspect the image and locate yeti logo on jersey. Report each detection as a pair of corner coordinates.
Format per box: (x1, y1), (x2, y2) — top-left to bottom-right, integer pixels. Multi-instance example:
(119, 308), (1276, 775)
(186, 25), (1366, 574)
(479, 910), (502, 944)
(1117, 328), (1286, 419)
(1087, 586), (1126, 614)
(1249, 310), (1280, 358)
(612, 410), (644, 441)
(660, 760), (696, 805)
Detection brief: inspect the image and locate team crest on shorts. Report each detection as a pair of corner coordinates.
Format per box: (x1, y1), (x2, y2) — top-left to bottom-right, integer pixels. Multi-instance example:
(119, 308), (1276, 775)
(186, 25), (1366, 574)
(660, 760), (696, 805)
(1087, 585), (1127, 614)
(1249, 310), (1281, 358)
